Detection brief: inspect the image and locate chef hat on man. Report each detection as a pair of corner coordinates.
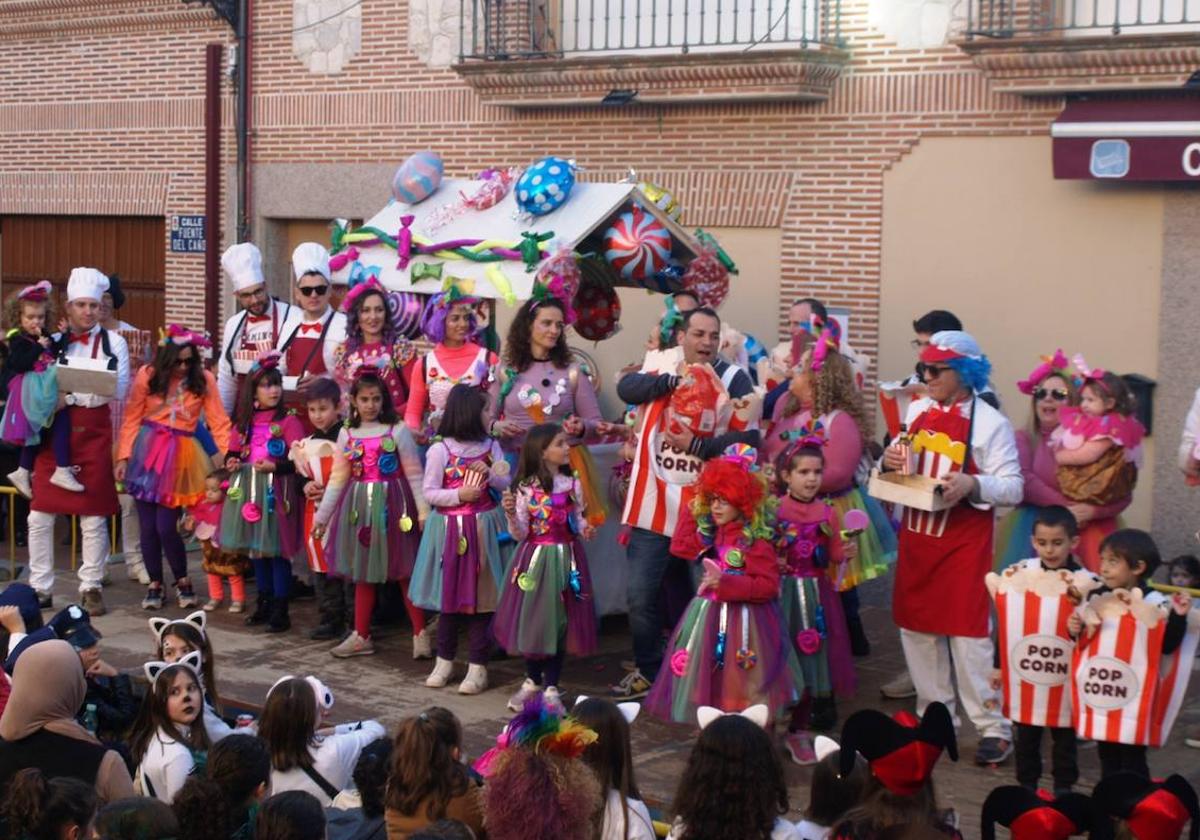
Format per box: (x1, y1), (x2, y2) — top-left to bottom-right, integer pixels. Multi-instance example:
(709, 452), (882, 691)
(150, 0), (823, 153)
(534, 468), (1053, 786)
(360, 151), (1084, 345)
(221, 242), (264, 292)
(66, 268), (109, 303)
(292, 242), (331, 282)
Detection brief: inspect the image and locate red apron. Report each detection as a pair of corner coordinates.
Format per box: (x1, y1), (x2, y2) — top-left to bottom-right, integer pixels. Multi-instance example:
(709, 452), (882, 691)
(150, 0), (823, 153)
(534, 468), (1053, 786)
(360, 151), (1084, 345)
(30, 405), (119, 517)
(893, 400), (993, 638)
(282, 325), (331, 432)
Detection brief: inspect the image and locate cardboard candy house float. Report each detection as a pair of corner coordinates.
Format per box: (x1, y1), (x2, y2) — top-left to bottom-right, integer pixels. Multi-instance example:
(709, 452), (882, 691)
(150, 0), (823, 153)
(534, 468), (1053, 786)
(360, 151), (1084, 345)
(326, 153), (737, 344)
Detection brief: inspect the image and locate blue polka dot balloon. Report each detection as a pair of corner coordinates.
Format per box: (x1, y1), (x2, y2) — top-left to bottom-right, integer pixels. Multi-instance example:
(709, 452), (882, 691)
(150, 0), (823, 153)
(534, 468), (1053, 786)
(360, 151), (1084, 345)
(516, 157), (577, 216)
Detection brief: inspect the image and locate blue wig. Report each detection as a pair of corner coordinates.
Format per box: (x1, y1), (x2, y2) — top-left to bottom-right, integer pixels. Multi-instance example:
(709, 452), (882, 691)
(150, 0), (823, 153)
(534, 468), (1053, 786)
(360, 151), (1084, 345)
(947, 353), (992, 395)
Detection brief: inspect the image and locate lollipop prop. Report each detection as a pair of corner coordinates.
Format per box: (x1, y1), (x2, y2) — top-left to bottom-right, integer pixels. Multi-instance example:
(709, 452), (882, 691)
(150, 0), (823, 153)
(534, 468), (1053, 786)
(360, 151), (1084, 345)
(839, 509), (869, 541)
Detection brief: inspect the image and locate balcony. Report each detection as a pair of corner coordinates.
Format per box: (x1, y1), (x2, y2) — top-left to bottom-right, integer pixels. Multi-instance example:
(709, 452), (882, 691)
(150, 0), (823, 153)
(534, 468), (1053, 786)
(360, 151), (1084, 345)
(453, 0), (848, 107)
(960, 0), (1200, 95)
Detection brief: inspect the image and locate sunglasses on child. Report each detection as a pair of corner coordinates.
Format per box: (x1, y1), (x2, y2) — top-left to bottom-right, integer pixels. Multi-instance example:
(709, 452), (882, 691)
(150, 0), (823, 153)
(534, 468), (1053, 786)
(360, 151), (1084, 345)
(1034, 388), (1069, 402)
(298, 285), (329, 297)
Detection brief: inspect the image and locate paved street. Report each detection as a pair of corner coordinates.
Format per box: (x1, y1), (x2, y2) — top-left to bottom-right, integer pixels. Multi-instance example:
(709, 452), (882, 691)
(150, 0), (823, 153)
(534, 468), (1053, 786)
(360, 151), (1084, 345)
(21, 542), (1200, 838)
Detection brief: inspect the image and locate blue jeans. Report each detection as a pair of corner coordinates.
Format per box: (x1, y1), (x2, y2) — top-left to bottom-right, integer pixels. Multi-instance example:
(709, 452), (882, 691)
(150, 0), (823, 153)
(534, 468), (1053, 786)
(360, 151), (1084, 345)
(626, 527), (693, 680)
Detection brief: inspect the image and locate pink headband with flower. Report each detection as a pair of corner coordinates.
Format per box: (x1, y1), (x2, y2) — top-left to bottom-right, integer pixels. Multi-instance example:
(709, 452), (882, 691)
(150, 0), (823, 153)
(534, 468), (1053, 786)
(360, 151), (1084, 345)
(1016, 349), (1070, 395)
(340, 277), (386, 315)
(158, 323), (213, 350)
(250, 349), (281, 373)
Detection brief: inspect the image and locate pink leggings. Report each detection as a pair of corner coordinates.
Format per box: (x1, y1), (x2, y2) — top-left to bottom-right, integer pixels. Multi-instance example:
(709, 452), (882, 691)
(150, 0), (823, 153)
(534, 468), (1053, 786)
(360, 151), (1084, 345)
(207, 574), (246, 603)
(353, 580), (426, 640)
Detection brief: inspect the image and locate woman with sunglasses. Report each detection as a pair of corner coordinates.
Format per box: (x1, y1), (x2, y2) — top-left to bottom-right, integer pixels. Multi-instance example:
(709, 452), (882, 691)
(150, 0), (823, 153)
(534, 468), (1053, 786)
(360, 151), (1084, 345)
(278, 243), (347, 431)
(116, 325), (232, 610)
(994, 351), (1130, 571)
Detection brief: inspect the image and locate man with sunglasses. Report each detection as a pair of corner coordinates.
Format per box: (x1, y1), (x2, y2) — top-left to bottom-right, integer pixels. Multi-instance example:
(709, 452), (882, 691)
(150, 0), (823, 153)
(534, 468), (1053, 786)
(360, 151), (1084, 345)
(881, 330), (1022, 767)
(216, 242), (293, 415)
(278, 243), (347, 429)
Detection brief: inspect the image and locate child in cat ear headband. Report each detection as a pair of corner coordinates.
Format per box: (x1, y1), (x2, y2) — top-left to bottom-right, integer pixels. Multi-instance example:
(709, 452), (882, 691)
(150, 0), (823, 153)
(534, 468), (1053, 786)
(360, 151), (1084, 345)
(131, 651), (210, 804)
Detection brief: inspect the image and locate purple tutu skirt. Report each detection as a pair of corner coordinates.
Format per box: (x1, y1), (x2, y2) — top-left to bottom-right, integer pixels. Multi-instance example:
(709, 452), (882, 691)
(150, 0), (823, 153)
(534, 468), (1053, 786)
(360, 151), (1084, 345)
(493, 538), (597, 658)
(779, 573), (856, 698)
(326, 477), (421, 584)
(644, 596), (805, 724)
(1, 368), (58, 446)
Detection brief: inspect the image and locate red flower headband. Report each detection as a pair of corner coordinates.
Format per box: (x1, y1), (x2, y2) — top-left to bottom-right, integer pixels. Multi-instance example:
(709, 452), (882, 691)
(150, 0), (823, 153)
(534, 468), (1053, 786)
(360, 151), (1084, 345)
(17, 281), (51, 303)
(340, 276), (385, 314)
(158, 323), (213, 350)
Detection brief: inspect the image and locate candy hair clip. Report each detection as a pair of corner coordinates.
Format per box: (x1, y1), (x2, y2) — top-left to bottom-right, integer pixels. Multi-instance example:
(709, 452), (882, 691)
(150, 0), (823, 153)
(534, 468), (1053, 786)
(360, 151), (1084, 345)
(148, 610), (207, 643)
(251, 349), (282, 373)
(803, 315), (841, 373)
(158, 323), (212, 350)
(143, 650), (203, 685)
(530, 275), (577, 325)
(17, 280), (51, 302)
(719, 443), (759, 471)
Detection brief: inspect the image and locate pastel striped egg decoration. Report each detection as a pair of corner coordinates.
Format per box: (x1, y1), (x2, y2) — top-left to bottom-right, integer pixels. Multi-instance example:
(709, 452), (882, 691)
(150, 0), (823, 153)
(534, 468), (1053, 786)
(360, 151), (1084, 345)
(603, 207), (672, 281)
(391, 151), (444, 204)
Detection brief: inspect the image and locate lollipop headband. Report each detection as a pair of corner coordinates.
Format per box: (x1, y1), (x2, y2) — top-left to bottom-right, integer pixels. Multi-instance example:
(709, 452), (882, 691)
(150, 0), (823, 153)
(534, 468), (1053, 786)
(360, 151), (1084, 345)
(719, 443), (759, 471)
(1017, 349), (1071, 395)
(802, 315), (841, 373)
(158, 323), (212, 350)
(17, 280), (51, 302)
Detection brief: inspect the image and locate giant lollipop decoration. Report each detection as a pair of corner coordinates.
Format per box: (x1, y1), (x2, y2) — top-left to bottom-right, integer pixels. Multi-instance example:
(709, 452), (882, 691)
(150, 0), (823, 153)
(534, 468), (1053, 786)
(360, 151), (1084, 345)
(391, 151), (444, 205)
(604, 207), (672, 282)
(387, 291), (426, 339)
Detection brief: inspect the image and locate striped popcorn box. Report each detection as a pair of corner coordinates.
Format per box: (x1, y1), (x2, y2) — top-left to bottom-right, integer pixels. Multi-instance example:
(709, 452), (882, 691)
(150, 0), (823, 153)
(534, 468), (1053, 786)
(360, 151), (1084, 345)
(988, 565), (1101, 729)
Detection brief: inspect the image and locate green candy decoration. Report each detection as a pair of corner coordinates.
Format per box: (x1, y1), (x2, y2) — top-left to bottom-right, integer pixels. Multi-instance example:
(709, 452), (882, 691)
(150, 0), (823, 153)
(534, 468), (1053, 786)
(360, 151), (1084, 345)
(517, 573), (536, 591)
(380, 437), (397, 453)
(725, 549), (744, 568)
(399, 515), (414, 532)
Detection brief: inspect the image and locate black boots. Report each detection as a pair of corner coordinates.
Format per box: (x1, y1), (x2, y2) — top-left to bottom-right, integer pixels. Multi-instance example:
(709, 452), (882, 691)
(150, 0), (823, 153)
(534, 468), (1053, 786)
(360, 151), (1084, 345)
(265, 597), (291, 634)
(245, 593), (270, 626)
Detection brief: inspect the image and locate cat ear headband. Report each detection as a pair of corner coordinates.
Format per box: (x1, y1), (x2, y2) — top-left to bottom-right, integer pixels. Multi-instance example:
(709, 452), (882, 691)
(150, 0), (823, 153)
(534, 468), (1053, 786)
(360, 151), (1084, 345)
(149, 611), (207, 644)
(573, 695), (640, 724)
(696, 704), (769, 730)
(268, 675), (335, 716)
(143, 650), (203, 685)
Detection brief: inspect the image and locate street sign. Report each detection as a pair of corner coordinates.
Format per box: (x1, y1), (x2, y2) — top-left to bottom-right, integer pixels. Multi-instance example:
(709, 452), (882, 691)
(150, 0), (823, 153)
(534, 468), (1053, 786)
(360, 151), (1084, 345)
(170, 215), (206, 253)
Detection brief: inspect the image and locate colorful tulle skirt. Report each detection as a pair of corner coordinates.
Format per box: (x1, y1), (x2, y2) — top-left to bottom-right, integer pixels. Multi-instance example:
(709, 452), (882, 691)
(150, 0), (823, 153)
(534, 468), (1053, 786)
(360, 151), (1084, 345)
(409, 504), (510, 614)
(326, 477), (421, 584)
(828, 486), (897, 590)
(493, 539), (597, 658)
(217, 466), (301, 559)
(994, 503), (1116, 573)
(780, 574), (856, 698)
(1, 368), (58, 446)
(124, 422), (212, 507)
(644, 597), (805, 724)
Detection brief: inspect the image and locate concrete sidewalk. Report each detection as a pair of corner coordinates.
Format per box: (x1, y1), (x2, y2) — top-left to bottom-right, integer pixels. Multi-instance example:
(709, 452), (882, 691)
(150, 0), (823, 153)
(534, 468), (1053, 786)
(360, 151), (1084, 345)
(28, 549), (1200, 838)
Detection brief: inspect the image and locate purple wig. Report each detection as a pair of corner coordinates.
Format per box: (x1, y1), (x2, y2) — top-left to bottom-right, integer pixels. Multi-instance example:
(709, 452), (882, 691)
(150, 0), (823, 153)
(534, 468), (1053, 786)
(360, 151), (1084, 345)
(420, 292), (479, 344)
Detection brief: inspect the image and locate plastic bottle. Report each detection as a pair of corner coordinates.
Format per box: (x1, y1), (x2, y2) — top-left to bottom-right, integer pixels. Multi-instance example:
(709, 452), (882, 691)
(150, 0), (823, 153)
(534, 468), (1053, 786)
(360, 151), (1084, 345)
(82, 703), (98, 734)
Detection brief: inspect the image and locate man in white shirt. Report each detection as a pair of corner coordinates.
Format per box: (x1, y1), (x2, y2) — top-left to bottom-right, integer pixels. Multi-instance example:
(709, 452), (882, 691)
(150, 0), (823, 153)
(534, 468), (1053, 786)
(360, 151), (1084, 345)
(278, 243), (347, 422)
(27, 268), (130, 617)
(216, 242), (293, 416)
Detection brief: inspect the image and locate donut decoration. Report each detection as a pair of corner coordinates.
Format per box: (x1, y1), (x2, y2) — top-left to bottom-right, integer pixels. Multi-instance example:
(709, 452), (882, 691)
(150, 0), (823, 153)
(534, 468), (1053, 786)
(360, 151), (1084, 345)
(682, 247), (730, 309)
(572, 274), (622, 343)
(387, 291), (426, 340)
(391, 150), (444, 204)
(516, 156), (576, 216)
(603, 207), (672, 282)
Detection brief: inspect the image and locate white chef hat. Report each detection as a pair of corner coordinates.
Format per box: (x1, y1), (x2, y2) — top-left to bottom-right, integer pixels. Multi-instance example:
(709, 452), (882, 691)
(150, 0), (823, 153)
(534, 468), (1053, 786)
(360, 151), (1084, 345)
(66, 267), (109, 303)
(292, 242), (331, 282)
(221, 242), (264, 292)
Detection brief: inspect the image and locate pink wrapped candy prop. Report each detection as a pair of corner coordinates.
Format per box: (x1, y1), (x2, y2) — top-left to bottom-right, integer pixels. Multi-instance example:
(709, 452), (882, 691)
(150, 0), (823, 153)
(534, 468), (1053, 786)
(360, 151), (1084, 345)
(535, 244), (582, 303)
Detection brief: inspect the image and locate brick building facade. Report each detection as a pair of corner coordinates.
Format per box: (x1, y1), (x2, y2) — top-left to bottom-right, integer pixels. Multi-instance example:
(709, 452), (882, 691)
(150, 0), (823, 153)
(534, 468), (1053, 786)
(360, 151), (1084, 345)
(3, 0), (1199, 547)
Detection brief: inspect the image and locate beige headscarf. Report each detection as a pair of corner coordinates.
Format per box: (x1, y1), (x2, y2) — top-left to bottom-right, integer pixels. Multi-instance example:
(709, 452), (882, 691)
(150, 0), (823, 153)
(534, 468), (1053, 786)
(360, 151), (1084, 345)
(0, 638), (98, 744)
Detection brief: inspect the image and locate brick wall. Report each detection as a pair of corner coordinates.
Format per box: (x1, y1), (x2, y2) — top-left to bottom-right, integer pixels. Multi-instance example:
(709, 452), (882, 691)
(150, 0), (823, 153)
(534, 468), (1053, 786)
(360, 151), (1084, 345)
(0, 0), (1065, 360)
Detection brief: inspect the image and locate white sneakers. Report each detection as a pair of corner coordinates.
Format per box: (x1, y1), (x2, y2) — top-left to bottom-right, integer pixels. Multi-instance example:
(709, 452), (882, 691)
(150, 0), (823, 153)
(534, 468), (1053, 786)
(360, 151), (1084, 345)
(425, 657), (454, 688)
(6, 468), (31, 499)
(425, 659), (488, 694)
(507, 678), (540, 712)
(331, 631), (375, 658)
(457, 664), (488, 695)
(49, 466), (84, 493)
(412, 628), (434, 660)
